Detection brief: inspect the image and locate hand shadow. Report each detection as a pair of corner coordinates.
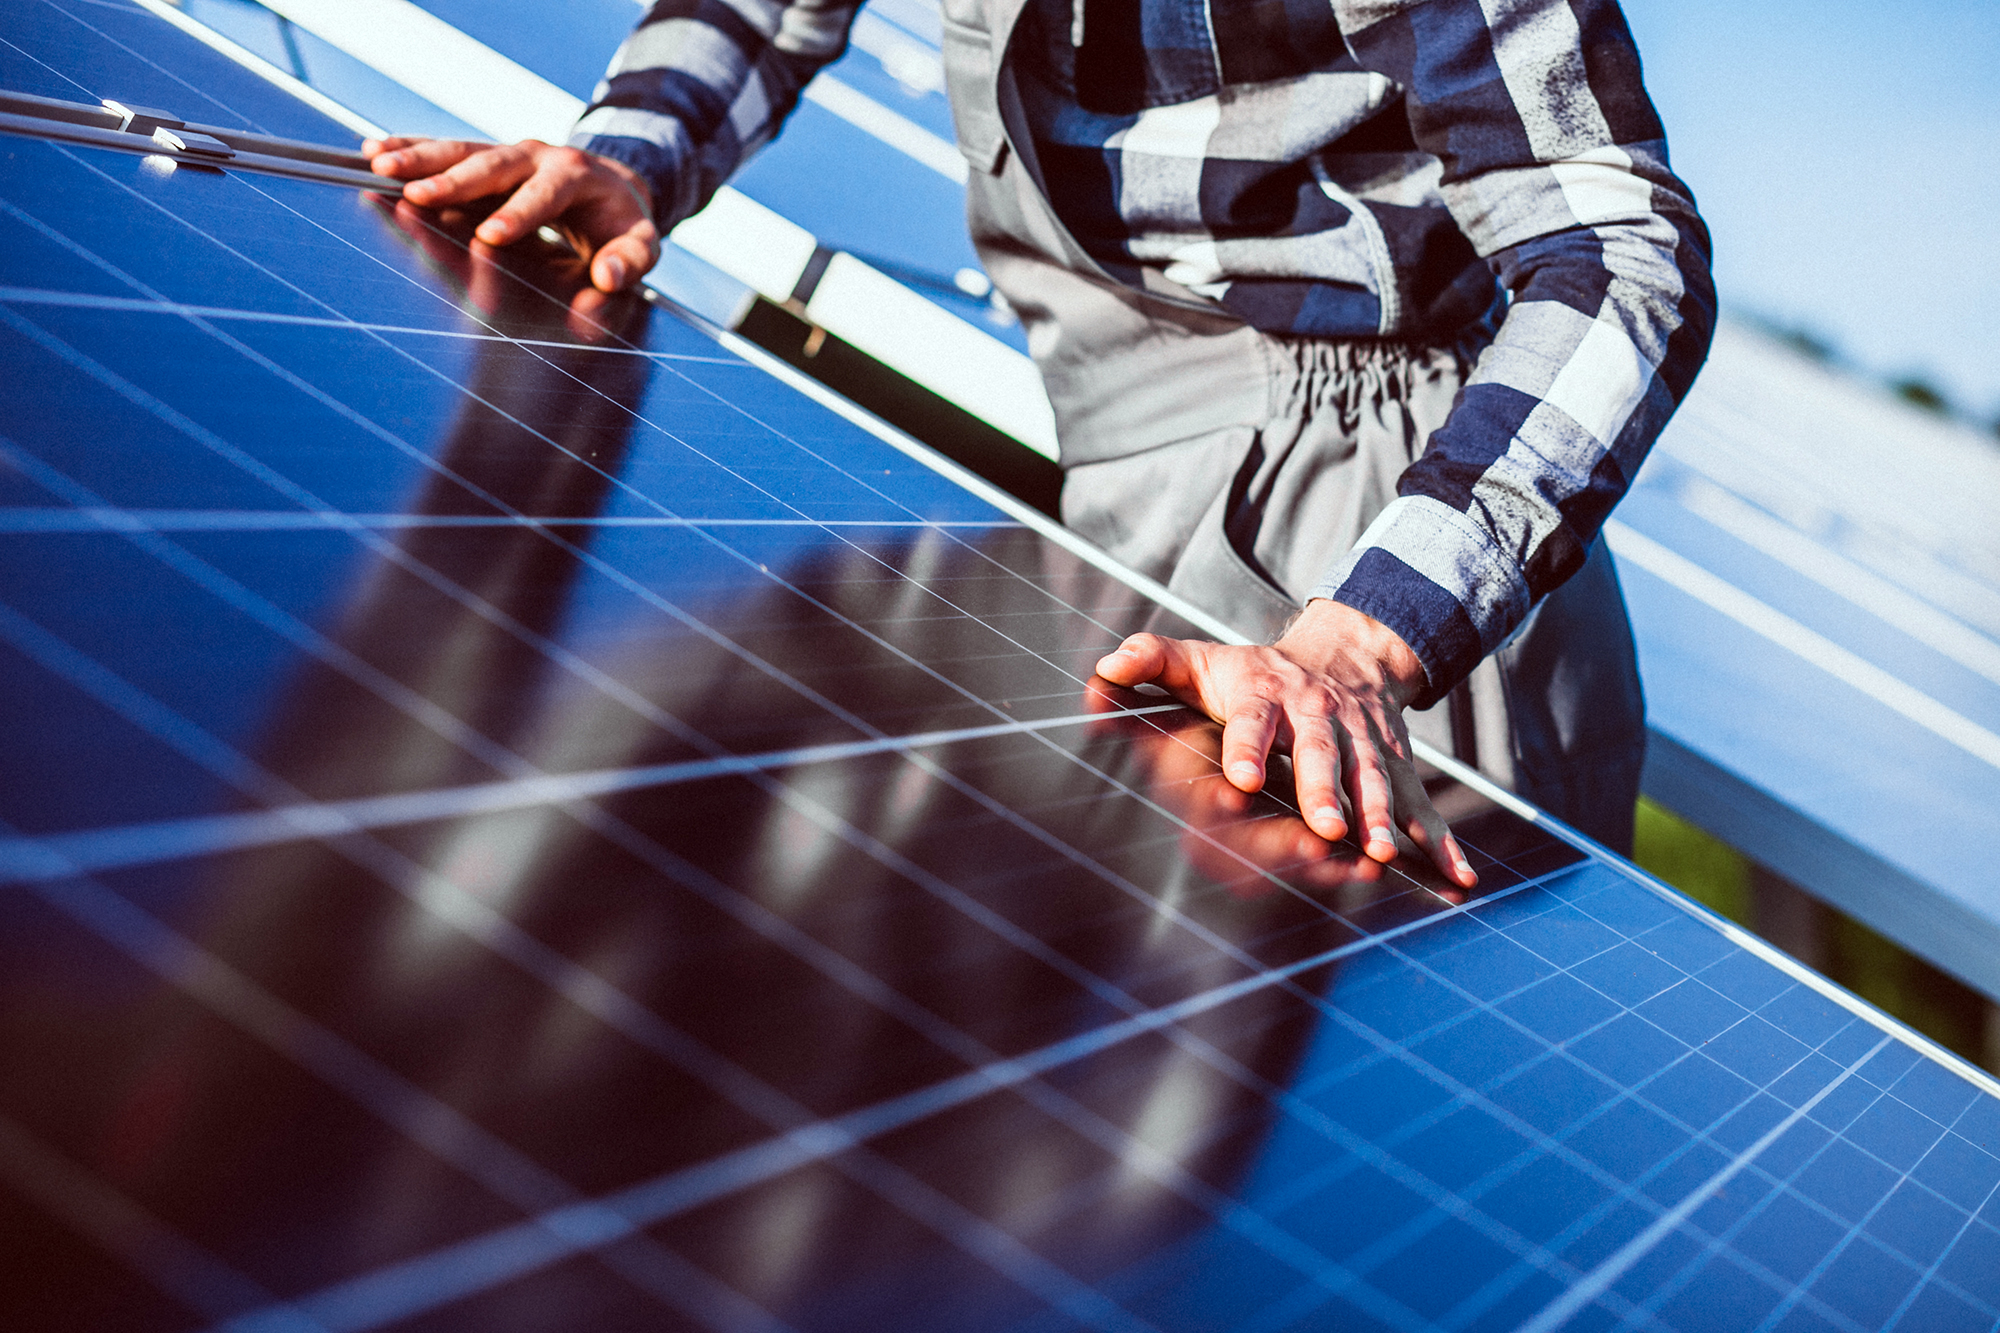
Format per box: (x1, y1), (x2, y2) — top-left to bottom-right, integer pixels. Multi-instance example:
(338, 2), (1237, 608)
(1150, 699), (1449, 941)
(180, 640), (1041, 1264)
(371, 194), (641, 346)
(1078, 677), (1455, 907)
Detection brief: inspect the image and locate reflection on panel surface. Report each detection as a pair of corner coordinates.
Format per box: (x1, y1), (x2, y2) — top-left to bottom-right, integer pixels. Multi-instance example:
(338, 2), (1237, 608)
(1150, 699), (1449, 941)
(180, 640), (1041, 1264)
(5, 5), (2000, 1331)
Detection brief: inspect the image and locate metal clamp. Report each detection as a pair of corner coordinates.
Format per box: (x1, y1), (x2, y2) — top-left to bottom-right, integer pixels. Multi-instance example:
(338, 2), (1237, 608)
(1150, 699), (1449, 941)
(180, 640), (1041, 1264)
(0, 88), (401, 193)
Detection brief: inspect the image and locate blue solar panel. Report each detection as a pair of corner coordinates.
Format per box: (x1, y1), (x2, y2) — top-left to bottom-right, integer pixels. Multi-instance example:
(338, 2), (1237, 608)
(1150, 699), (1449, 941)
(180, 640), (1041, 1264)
(0, 0), (353, 142)
(4, 4), (2000, 1330)
(390, 0), (1018, 339)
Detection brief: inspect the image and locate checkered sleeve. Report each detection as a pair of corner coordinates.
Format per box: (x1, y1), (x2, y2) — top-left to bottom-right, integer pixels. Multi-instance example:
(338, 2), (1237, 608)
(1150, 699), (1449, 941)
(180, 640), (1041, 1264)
(1309, 0), (1715, 709)
(566, 0), (860, 228)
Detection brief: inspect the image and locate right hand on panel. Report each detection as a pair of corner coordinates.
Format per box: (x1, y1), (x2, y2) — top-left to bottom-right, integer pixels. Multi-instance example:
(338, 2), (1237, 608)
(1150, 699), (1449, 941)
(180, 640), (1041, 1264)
(364, 137), (660, 294)
(1093, 599), (1478, 892)
(1083, 684), (1388, 900)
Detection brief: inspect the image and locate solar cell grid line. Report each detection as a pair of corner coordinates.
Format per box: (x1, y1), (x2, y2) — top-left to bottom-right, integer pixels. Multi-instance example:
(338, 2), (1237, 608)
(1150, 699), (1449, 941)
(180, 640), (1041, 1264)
(11, 454), (1984, 1328)
(1211, 926), (1907, 1330)
(0, 590), (1178, 883)
(0, 509), (1025, 534)
(8, 8), (2000, 1332)
(160, 836), (1952, 1328)
(0, 143), (1464, 928)
(0, 1110), (283, 1324)
(10, 847), (806, 1333)
(0, 200), (1033, 737)
(1, 151), (678, 380)
(0, 588), (1168, 1328)
(0, 283), (756, 361)
(0, 508), (1328, 1328)
(0, 124), (1424, 1328)
(0, 294), (1328, 1039)
(0, 0), (1984, 1096)
(0, 308), (1168, 836)
(3, 370), (1560, 1328)
(0, 584), (1584, 1333)
(0, 200), (1528, 1328)
(161, 863), (1572, 1333)
(11, 860), (1160, 1333)
(11, 252), (2000, 1328)
(0, 420), (1584, 1320)
(0, 438), (1992, 1328)
(4, 0), (359, 144)
(0, 274), (1376, 932)
(1886, 1181), (2000, 1333)
(1510, 1031), (1902, 1333)
(4, 141), (1027, 561)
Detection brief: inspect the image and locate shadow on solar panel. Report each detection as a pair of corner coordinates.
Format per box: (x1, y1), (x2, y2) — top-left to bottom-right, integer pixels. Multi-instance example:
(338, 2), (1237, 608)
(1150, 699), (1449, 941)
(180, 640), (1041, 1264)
(4, 4), (2000, 1330)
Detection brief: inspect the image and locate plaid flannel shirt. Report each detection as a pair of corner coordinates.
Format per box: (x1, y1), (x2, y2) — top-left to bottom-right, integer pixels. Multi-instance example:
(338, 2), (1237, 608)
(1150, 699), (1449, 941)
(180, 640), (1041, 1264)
(571, 0), (1714, 704)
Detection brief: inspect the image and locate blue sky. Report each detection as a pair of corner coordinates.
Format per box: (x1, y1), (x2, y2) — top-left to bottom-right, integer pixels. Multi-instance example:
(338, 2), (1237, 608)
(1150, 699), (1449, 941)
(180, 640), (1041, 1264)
(1619, 0), (2000, 420)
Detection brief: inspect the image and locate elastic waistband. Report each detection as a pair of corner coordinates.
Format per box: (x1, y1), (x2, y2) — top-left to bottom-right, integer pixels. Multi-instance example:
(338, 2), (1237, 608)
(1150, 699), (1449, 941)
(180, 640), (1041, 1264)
(1047, 317), (1491, 466)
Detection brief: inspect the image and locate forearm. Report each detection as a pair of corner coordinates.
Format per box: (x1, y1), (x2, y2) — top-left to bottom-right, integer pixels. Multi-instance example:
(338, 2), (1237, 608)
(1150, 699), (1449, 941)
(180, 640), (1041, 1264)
(1320, 204), (1713, 701)
(1321, 0), (1716, 706)
(568, 0), (860, 229)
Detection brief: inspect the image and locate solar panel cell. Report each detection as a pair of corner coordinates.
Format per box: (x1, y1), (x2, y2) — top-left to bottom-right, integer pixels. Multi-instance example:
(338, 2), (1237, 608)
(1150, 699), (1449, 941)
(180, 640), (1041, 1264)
(4, 0), (352, 143)
(6, 8), (2000, 1331)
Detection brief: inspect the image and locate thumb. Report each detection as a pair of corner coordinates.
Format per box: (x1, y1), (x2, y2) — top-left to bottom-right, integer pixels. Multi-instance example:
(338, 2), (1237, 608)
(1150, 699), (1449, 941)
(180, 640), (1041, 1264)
(1096, 633), (1171, 686)
(589, 220), (658, 293)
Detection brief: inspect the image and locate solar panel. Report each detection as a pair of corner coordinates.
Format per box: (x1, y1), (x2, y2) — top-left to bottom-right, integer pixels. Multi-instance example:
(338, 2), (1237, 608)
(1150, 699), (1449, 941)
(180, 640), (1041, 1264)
(1611, 327), (2000, 1002)
(4, 3), (2000, 1330)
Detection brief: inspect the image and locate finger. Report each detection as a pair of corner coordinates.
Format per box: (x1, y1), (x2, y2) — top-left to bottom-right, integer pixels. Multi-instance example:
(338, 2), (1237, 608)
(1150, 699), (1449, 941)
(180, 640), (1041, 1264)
(589, 219), (658, 292)
(1082, 676), (1174, 737)
(565, 171), (658, 289)
(1081, 676), (1130, 714)
(475, 147), (594, 246)
(1218, 699), (1281, 793)
(369, 138), (488, 184)
(1344, 742), (1400, 863)
(1391, 762), (1477, 889)
(1287, 714), (1348, 843)
(1095, 633), (1171, 687)
(400, 143), (539, 212)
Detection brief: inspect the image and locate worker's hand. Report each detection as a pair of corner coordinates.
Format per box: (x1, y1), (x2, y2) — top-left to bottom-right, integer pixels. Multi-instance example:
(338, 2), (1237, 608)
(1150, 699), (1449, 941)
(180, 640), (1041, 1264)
(364, 137), (659, 294)
(1094, 600), (1477, 890)
(1082, 686), (1387, 900)
(372, 195), (635, 344)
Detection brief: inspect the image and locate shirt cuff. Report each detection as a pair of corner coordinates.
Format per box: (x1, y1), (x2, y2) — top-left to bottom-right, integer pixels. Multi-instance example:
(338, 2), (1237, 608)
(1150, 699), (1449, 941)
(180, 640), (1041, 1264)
(1309, 496), (1532, 710)
(568, 107), (699, 230)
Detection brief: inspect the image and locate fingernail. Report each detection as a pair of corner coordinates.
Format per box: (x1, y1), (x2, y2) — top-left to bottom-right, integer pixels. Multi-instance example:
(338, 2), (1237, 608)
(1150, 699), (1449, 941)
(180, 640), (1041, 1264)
(601, 255), (626, 288)
(1368, 826), (1395, 847)
(1312, 806), (1341, 827)
(1230, 762), (1260, 782)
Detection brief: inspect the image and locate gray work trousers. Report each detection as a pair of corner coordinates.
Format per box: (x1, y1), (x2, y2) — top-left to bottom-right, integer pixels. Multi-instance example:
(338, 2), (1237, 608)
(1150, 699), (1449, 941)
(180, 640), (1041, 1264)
(1059, 334), (1647, 855)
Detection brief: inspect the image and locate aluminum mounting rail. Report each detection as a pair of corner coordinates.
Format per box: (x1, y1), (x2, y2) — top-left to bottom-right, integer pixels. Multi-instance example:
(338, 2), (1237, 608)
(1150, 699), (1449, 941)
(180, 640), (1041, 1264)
(0, 88), (398, 194)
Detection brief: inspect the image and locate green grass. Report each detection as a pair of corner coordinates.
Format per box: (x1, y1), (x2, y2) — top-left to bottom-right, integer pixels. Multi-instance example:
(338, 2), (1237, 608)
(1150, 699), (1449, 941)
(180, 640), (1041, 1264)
(1632, 798), (1751, 925)
(1631, 798), (1996, 1073)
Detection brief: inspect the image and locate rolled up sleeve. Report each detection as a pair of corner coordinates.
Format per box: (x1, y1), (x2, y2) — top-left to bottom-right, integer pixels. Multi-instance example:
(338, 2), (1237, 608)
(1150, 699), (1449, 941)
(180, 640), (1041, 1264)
(1312, 0), (1715, 708)
(568, 0), (861, 228)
